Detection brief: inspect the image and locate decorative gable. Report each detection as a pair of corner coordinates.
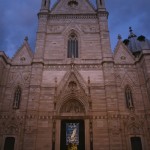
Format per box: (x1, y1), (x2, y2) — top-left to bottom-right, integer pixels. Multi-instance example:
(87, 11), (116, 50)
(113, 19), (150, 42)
(55, 65), (90, 114)
(51, 0), (96, 14)
(57, 67), (88, 96)
(114, 41), (135, 65)
(12, 39), (33, 65)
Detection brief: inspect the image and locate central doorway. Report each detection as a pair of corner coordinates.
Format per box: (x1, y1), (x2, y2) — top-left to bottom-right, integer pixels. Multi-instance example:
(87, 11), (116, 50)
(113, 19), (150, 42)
(131, 137), (143, 150)
(60, 120), (85, 150)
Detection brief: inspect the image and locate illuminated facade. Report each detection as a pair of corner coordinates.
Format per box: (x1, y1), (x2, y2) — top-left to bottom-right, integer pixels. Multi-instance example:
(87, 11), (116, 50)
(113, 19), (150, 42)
(0, 0), (150, 150)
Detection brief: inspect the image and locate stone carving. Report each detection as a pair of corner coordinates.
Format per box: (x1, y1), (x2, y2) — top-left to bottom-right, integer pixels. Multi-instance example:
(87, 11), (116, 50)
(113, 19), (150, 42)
(25, 126), (37, 134)
(8, 71), (30, 86)
(127, 124), (142, 135)
(5, 124), (19, 134)
(68, 81), (77, 91)
(110, 126), (121, 135)
(60, 100), (85, 113)
(81, 25), (99, 33)
(23, 72), (30, 83)
(47, 25), (64, 33)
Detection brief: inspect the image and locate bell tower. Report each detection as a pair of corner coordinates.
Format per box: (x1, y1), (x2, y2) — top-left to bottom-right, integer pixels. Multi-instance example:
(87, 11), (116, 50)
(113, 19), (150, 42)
(34, 0), (50, 60)
(96, 0), (113, 61)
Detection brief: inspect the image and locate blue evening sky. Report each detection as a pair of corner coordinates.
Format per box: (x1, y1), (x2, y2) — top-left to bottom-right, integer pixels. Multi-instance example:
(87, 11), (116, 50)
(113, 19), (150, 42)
(0, 0), (150, 57)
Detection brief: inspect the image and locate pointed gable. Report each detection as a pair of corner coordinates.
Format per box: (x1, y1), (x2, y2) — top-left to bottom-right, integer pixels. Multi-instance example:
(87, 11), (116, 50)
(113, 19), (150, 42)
(51, 0), (96, 14)
(114, 41), (135, 65)
(57, 67), (88, 95)
(12, 39), (33, 65)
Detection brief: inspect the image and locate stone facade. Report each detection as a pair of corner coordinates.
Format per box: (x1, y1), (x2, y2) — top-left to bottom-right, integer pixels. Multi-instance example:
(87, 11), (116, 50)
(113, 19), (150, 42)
(0, 0), (150, 150)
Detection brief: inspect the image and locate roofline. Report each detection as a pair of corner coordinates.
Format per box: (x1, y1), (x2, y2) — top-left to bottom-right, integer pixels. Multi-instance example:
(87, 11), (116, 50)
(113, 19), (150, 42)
(0, 51), (11, 65)
(51, 0), (97, 13)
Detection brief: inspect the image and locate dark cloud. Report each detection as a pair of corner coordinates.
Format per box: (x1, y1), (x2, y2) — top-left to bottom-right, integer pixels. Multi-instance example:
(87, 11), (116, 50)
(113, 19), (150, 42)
(105, 0), (150, 50)
(0, 0), (41, 57)
(0, 0), (150, 57)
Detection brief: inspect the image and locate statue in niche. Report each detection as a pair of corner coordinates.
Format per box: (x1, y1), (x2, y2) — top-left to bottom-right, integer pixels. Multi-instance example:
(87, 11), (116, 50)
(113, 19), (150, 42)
(125, 86), (134, 109)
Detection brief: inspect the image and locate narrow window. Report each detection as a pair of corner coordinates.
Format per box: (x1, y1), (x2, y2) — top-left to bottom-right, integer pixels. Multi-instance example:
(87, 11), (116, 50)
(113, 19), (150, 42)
(100, 0), (102, 5)
(44, 0), (47, 7)
(131, 137), (142, 150)
(4, 137), (15, 150)
(68, 33), (78, 58)
(125, 86), (134, 109)
(13, 86), (21, 109)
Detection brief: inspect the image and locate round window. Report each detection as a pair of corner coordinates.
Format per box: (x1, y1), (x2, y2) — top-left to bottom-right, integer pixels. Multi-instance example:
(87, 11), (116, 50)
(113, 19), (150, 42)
(68, 0), (78, 8)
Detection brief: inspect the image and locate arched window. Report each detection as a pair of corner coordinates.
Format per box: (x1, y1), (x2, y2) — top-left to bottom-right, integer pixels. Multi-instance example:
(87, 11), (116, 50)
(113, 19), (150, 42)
(125, 86), (134, 109)
(67, 33), (78, 58)
(100, 0), (102, 5)
(13, 86), (21, 109)
(44, 0), (47, 6)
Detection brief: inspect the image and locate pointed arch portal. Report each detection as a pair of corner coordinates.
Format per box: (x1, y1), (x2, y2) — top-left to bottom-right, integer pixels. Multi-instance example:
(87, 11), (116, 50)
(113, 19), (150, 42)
(60, 119), (85, 150)
(59, 99), (85, 150)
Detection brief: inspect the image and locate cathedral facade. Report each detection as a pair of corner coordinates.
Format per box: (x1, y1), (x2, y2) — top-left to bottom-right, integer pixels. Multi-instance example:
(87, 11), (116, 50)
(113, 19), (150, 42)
(0, 0), (150, 150)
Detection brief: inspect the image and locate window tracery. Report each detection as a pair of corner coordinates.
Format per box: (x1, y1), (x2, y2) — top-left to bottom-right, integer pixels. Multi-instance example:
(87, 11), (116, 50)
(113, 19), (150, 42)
(68, 33), (78, 58)
(13, 86), (21, 109)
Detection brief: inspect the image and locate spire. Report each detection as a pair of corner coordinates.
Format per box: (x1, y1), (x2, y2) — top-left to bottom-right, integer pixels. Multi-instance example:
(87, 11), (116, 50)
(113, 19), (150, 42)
(24, 36), (28, 42)
(118, 34), (122, 41)
(40, 0), (50, 12)
(96, 0), (106, 11)
(128, 27), (137, 39)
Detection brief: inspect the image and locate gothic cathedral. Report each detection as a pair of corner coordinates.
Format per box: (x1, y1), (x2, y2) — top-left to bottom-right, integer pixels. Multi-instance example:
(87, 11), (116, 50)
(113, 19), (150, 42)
(0, 0), (150, 150)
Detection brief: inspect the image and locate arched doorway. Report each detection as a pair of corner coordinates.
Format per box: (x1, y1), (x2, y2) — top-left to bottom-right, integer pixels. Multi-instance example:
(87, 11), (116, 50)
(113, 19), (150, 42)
(54, 98), (90, 150)
(60, 99), (85, 150)
(60, 119), (85, 150)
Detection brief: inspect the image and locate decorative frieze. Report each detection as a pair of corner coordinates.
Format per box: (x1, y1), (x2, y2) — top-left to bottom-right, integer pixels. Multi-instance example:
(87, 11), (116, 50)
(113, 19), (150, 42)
(43, 64), (102, 71)
(49, 14), (97, 20)
(44, 65), (69, 71)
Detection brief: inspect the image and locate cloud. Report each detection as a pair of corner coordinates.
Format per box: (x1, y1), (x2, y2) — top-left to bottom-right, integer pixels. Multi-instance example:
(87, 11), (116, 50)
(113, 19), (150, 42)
(0, 0), (41, 57)
(0, 0), (150, 57)
(106, 0), (150, 50)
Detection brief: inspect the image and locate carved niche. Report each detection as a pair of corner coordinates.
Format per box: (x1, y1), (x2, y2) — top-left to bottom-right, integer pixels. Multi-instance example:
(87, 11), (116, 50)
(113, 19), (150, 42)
(60, 100), (85, 113)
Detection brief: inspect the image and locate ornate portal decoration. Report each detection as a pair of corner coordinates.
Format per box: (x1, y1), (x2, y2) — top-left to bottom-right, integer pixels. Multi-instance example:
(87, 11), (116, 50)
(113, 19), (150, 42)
(60, 100), (85, 113)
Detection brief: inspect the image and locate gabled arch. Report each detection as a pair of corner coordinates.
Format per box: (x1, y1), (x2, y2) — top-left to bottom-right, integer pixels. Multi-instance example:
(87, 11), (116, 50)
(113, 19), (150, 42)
(56, 68), (88, 97)
(121, 73), (135, 90)
(62, 27), (82, 58)
(127, 123), (143, 135)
